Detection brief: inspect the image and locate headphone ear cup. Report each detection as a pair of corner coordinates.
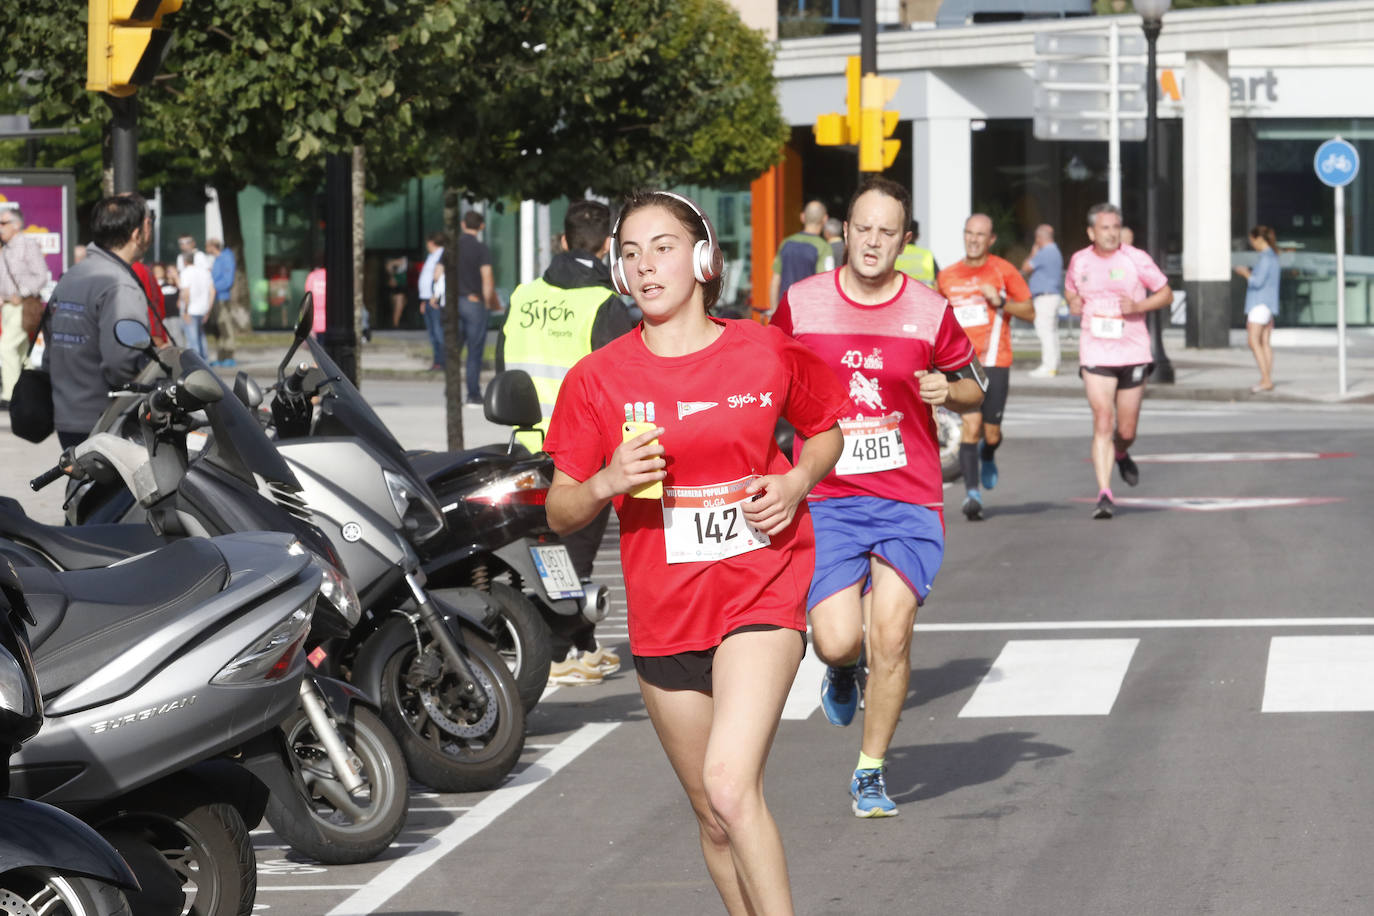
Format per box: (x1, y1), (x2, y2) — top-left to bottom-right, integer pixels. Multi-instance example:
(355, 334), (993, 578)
(611, 258), (630, 295)
(693, 239), (722, 283)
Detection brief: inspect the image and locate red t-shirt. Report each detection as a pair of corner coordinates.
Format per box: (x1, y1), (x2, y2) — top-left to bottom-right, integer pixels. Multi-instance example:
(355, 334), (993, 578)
(772, 270), (975, 511)
(935, 256), (1030, 369)
(543, 318), (849, 657)
(130, 261), (167, 343)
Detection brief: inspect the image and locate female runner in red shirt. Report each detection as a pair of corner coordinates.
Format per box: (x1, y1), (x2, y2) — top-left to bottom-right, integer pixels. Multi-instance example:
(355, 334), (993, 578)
(544, 191), (847, 915)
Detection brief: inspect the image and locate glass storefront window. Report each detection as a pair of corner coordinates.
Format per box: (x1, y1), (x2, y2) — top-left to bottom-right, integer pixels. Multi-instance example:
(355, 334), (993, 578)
(1232, 119), (1374, 328)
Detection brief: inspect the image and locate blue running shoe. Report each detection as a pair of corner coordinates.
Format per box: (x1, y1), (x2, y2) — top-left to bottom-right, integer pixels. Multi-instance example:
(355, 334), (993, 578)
(850, 767), (898, 818)
(820, 665), (860, 727)
(980, 455), (998, 490)
(961, 490), (984, 522)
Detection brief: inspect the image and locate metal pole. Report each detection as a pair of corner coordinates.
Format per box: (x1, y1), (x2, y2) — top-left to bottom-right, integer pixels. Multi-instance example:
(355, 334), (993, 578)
(1143, 17), (1174, 383)
(1336, 182), (1347, 396)
(861, 0), (877, 76)
(106, 95), (138, 195)
(323, 152), (358, 386)
(1108, 21), (1121, 207)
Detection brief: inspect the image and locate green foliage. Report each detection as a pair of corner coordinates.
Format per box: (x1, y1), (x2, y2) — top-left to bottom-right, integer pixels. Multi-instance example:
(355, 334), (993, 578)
(0, 0), (786, 205)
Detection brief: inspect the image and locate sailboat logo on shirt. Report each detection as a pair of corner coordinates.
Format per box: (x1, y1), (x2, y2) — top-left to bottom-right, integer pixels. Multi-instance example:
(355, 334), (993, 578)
(678, 400), (719, 420)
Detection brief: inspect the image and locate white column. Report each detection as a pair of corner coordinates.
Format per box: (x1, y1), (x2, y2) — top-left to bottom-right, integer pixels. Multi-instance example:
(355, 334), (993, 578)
(910, 117), (971, 269)
(520, 199), (536, 284)
(1182, 51), (1232, 347)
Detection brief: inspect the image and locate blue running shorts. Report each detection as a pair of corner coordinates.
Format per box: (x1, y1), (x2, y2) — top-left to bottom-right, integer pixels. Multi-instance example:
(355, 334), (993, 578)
(806, 496), (945, 610)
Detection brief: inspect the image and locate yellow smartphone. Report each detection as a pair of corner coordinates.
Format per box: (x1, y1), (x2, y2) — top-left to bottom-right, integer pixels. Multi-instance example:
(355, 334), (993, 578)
(622, 421), (663, 499)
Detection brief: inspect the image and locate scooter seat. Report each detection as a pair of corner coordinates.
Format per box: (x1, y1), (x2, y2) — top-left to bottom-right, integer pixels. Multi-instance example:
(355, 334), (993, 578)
(0, 497), (170, 571)
(408, 446), (531, 489)
(18, 538), (229, 698)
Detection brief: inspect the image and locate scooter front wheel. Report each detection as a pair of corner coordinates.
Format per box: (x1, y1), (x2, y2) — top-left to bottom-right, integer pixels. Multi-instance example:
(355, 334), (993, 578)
(486, 581), (554, 712)
(265, 705), (409, 864)
(379, 630), (525, 793)
(0, 871), (130, 916)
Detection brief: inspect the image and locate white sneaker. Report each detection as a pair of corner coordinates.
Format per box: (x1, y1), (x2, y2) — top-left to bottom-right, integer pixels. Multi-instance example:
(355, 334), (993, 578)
(578, 643), (621, 676)
(547, 652), (604, 686)
(1028, 366), (1058, 378)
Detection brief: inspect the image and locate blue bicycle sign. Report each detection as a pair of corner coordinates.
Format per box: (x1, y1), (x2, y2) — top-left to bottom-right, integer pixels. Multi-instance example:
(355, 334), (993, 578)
(1314, 137), (1360, 188)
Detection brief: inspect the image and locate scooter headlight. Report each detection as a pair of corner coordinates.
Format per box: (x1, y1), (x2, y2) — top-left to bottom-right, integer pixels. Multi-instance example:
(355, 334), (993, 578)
(467, 468), (551, 508)
(384, 469), (445, 544)
(311, 554), (362, 627)
(212, 603), (313, 685)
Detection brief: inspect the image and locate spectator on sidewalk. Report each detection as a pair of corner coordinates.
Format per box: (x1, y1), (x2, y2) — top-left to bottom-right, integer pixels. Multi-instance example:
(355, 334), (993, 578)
(768, 200), (833, 316)
(179, 251), (214, 359)
(1022, 223), (1064, 378)
(44, 194), (153, 449)
(208, 238), (238, 366)
(1236, 224), (1280, 393)
(0, 205), (48, 408)
(824, 216), (846, 269)
(455, 213), (500, 404)
(418, 232), (447, 371)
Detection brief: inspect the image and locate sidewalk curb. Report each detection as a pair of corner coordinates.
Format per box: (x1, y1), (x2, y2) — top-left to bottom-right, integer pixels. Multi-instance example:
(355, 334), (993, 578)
(1012, 381), (1374, 405)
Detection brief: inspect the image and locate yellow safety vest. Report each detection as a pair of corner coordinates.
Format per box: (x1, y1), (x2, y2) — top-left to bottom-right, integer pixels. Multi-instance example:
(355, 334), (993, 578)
(502, 278), (614, 451)
(895, 244), (936, 288)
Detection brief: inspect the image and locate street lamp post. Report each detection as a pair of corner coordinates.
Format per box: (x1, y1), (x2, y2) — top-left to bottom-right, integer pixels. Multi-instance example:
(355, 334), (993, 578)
(1136, 0), (1175, 383)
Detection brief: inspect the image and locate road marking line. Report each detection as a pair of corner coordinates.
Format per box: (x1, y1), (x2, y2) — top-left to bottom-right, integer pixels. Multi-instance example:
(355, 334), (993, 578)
(1263, 636), (1374, 712)
(258, 886), (368, 892)
(781, 649), (828, 720)
(1131, 451), (1354, 463)
(326, 722), (620, 916)
(1068, 496), (1344, 512)
(917, 617), (1374, 632)
(959, 638), (1138, 717)
(406, 806), (473, 812)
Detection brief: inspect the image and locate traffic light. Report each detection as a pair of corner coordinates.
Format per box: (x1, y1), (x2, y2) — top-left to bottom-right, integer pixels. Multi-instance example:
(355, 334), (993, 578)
(814, 56), (863, 147)
(87, 0), (182, 97)
(859, 74), (901, 172)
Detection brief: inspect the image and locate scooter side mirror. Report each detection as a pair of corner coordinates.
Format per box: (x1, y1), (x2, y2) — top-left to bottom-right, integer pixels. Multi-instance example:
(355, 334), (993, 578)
(277, 293), (315, 385)
(233, 371), (263, 410)
(181, 369), (225, 405)
(114, 319), (153, 352)
(295, 293), (314, 343)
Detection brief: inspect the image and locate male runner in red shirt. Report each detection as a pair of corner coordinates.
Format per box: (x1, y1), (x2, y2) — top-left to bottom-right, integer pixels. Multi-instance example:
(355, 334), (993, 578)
(773, 177), (985, 817)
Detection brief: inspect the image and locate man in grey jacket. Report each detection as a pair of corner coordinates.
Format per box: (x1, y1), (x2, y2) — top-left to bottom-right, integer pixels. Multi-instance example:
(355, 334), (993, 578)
(44, 195), (153, 448)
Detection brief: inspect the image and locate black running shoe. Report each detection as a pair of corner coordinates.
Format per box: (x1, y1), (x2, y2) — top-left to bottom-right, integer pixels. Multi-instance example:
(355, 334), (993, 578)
(1093, 493), (1114, 520)
(962, 491), (985, 521)
(1116, 453), (1140, 487)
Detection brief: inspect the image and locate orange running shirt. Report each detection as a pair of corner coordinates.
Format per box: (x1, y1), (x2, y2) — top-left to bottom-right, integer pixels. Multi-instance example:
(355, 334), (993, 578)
(936, 256), (1030, 369)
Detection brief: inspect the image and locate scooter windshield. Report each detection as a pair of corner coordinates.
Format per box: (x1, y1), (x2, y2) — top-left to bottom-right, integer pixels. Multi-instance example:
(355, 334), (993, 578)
(175, 350), (301, 490)
(304, 336), (415, 475)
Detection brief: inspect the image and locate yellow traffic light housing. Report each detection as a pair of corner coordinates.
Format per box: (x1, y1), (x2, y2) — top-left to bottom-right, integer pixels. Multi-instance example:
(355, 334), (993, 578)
(859, 74), (901, 172)
(88, 0), (183, 97)
(814, 56), (864, 148)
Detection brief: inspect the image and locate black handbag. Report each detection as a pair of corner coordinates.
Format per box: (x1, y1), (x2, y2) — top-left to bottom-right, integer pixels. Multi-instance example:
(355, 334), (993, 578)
(8, 304), (53, 443)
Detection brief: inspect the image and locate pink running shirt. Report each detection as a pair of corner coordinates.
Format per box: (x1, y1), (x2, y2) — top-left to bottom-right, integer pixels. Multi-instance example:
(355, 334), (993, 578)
(1064, 244), (1168, 367)
(772, 269), (975, 511)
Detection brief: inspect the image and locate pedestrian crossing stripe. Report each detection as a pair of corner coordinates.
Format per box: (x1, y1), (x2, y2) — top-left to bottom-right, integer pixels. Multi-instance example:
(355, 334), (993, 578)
(779, 635), (1374, 720)
(1130, 451), (1354, 463)
(1069, 496), (1344, 512)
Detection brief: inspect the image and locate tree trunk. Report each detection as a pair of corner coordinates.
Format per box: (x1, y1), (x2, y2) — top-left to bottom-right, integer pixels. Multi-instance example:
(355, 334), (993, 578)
(214, 180), (253, 333)
(352, 144), (366, 374)
(442, 186), (464, 450)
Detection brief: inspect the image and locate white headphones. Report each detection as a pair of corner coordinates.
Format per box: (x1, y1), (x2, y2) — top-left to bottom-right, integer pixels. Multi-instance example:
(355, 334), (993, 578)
(609, 191), (724, 296)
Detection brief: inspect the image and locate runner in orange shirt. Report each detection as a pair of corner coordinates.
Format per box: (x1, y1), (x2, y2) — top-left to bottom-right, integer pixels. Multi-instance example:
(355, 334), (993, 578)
(937, 214), (1034, 521)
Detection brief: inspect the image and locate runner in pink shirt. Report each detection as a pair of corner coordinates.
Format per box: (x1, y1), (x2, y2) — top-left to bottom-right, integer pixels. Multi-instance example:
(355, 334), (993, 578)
(1064, 203), (1173, 519)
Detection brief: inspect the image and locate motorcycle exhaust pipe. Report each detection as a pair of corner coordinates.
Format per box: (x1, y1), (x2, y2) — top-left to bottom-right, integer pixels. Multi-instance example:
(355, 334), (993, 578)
(580, 584), (609, 625)
(298, 680), (367, 795)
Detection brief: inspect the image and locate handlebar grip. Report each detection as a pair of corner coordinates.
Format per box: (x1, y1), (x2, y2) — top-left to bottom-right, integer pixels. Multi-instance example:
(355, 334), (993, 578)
(30, 464), (66, 491)
(284, 362), (310, 395)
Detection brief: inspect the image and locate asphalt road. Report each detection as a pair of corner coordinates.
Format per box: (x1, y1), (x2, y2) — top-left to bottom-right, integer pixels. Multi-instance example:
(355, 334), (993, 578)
(5, 387), (1373, 915)
(241, 391), (1374, 916)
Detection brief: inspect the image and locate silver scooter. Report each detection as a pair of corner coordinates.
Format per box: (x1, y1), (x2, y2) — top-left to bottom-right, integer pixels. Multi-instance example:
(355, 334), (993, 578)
(1, 557), (137, 916)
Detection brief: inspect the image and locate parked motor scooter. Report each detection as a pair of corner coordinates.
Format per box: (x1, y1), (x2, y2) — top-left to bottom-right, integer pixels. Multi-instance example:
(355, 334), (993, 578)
(3, 360), (408, 867)
(41, 312), (525, 794)
(409, 370), (611, 708)
(0, 558), (138, 916)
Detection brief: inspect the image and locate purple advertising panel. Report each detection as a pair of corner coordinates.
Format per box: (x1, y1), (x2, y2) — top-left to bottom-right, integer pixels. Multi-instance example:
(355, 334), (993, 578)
(0, 170), (78, 291)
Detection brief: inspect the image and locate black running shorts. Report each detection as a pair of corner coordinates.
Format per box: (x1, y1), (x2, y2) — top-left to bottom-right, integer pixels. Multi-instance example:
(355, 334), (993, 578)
(980, 366), (1010, 424)
(1079, 362), (1153, 390)
(634, 624), (806, 693)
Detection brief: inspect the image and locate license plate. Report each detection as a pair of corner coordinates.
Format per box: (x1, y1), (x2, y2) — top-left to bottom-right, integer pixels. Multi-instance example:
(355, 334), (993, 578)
(529, 545), (584, 600)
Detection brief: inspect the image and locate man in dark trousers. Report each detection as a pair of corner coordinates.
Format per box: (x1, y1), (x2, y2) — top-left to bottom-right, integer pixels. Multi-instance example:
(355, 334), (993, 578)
(499, 199), (636, 685)
(455, 213), (501, 404)
(45, 194), (153, 448)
